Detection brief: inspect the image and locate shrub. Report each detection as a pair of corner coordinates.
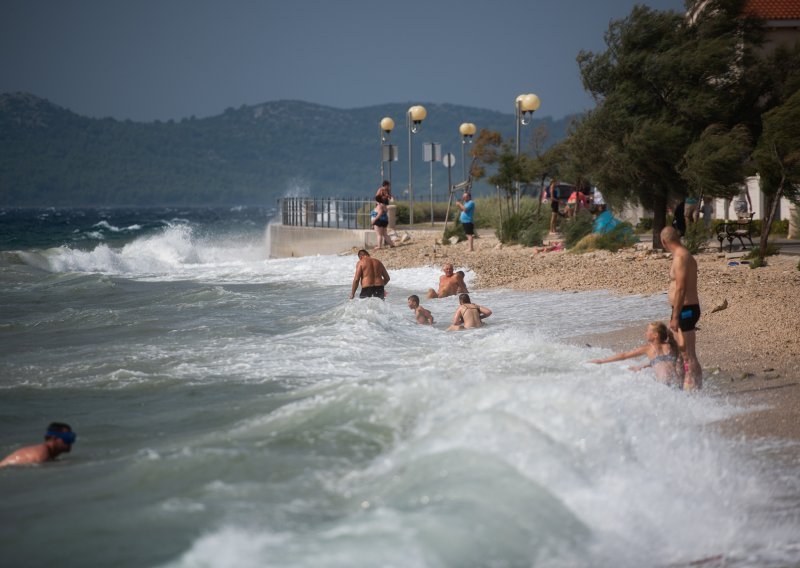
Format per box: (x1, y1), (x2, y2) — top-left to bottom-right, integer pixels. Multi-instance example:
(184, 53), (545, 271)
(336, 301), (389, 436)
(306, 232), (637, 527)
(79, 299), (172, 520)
(636, 217), (654, 233)
(496, 212), (528, 243)
(563, 210), (594, 248)
(519, 214), (549, 247)
(683, 222), (711, 254)
(595, 222), (638, 251)
(744, 242), (780, 259)
(493, 200), (549, 246)
(442, 220), (465, 244)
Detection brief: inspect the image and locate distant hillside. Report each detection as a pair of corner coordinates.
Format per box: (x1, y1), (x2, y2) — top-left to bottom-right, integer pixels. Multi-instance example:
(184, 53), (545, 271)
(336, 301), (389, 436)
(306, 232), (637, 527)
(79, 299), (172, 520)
(0, 93), (579, 206)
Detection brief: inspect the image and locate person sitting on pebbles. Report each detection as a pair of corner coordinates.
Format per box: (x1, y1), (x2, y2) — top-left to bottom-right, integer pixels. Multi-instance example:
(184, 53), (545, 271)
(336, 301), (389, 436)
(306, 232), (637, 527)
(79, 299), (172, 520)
(447, 293), (492, 331)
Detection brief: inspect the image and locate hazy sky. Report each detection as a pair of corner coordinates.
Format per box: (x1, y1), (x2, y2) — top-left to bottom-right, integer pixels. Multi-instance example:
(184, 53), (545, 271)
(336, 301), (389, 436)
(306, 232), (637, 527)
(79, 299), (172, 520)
(2, 0), (685, 122)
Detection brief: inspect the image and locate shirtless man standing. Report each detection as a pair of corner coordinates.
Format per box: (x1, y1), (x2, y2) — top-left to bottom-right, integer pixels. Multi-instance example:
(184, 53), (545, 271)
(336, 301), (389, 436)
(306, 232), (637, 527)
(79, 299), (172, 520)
(426, 263), (468, 299)
(0, 423), (76, 467)
(661, 227), (702, 390)
(350, 249), (390, 300)
(447, 293), (492, 331)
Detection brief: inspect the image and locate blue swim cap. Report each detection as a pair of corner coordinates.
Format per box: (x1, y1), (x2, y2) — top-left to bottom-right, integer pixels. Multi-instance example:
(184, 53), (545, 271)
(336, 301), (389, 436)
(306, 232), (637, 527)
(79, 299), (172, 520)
(46, 430), (76, 445)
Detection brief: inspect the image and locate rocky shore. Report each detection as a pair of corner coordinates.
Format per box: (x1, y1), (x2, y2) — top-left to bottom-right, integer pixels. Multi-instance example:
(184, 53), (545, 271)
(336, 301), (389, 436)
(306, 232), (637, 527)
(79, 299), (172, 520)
(367, 228), (800, 440)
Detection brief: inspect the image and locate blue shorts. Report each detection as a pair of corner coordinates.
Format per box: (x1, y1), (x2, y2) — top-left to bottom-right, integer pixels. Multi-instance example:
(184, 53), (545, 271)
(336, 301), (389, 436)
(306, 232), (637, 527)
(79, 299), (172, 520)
(677, 304), (700, 332)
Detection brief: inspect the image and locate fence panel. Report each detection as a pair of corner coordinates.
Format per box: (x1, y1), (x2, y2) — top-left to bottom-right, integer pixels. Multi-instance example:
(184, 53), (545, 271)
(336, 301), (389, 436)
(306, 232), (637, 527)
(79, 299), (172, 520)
(278, 197), (373, 229)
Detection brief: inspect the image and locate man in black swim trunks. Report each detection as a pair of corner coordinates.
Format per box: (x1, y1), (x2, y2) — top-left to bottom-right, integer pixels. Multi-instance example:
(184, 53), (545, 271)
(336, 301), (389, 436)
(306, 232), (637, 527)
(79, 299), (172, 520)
(661, 227), (702, 390)
(349, 249), (390, 300)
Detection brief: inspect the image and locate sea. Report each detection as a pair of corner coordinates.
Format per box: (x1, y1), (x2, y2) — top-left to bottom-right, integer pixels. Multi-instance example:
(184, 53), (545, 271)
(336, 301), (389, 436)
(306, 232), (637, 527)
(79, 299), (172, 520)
(0, 207), (798, 568)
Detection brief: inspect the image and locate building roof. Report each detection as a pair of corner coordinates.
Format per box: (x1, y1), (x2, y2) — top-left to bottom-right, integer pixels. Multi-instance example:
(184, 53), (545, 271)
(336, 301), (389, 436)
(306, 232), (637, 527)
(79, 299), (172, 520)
(742, 0), (800, 20)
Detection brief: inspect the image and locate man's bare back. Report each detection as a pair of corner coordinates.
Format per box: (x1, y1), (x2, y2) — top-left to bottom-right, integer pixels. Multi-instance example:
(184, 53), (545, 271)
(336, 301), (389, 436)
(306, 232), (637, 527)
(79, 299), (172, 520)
(350, 250), (390, 299)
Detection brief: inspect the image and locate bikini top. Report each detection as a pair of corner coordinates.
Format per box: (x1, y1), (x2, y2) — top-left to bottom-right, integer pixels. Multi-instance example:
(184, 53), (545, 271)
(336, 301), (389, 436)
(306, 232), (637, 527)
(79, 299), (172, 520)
(651, 353), (677, 365)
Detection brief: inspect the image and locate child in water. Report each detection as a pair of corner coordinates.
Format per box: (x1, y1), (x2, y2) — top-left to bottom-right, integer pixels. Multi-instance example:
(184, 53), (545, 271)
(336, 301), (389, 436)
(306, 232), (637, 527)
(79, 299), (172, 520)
(407, 295), (434, 325)
(589, 321), (683, 388)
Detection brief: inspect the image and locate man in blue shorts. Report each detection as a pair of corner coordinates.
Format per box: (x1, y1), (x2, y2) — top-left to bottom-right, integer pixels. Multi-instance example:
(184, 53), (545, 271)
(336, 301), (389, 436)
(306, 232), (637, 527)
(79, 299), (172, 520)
(661, 227), (702, 390)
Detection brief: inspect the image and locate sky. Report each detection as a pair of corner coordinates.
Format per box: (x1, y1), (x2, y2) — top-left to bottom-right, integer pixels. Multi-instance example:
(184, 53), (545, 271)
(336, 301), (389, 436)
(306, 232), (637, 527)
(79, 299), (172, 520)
(1, 0), (686, 122)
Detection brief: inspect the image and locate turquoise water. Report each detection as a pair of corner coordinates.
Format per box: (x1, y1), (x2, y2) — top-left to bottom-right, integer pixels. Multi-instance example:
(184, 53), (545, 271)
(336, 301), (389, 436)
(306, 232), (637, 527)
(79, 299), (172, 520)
(0, 208), (798, 567)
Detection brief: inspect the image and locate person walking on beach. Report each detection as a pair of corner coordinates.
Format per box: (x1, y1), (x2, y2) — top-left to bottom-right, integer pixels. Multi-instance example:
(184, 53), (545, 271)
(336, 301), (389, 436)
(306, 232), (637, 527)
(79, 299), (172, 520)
(549, 180), (561, 234)
(455, 192), (475, 252)
(0, 423), (76, 467)
(447, 293), (492, 331)
(589, 322), (683, 388)
(407, 295), (434, 325)
(350, 249), (390, 300)
(426, 263), (468, 299)
(661, 226), (702, 390)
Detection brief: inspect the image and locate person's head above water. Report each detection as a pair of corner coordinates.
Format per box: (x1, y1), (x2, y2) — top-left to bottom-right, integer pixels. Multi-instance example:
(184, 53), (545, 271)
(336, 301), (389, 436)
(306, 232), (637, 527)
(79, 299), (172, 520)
(357, 249), (370, 259)
(46, 422), (76, 449)
(458, 293), (471, 304)
(407, 295), (420, 308)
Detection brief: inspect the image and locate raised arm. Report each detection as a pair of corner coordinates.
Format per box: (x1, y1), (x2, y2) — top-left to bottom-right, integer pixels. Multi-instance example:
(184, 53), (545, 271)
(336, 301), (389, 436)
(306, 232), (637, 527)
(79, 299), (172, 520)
(589, 345), (648, 365)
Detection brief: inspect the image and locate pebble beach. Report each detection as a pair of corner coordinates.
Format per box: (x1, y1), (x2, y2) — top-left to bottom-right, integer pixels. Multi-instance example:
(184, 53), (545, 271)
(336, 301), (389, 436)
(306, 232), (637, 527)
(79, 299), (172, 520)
(368, 229), (800, 440)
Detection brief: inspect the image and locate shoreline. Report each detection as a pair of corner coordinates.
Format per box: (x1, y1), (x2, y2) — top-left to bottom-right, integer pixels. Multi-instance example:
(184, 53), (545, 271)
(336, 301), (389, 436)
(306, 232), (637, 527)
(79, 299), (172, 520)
(368, 228), (800, 441)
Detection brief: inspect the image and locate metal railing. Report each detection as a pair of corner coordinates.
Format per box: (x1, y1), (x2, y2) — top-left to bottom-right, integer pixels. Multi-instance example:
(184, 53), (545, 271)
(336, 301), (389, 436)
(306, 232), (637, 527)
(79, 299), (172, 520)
(278, 197), (374, 229)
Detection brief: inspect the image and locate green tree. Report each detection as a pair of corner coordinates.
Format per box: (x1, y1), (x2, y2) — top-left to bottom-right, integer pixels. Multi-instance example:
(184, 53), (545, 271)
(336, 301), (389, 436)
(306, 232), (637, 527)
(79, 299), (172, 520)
(470, 128), (534, 218)
(572, 0), (760, 247)
(752, 90), (800, 264)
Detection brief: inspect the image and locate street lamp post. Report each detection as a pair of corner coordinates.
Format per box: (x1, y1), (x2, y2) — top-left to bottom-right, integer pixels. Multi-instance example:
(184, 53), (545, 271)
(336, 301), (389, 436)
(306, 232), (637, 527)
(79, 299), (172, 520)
(514, 93), (541, 209)
(459, 122), (476, 181)
(407, 105), (427, 226)
(380, 117), (395, 184)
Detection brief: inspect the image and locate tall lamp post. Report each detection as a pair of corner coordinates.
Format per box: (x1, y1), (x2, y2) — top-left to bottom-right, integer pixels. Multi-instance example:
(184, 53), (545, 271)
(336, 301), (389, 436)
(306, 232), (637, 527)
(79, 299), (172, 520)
(379, 117), (395, 184)
(514, 93), (541, 209)
(459, 122), (476, 181)
(407, 105), (427, 225)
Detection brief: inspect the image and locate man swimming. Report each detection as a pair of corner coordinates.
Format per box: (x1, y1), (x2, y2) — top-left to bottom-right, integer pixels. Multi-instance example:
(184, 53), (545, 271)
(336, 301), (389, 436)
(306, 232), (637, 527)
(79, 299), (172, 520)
(0, 423), (76, 467)
(426, 263), (468, 299)
(350, 249), (390, 300)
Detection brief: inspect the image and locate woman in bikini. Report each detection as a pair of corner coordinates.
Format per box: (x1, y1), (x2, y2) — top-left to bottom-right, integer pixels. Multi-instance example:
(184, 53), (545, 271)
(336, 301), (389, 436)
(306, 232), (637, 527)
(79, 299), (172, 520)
(370, 198), (394, 250)
(589, 322), (683, 388)
(446, 293), (492, 331)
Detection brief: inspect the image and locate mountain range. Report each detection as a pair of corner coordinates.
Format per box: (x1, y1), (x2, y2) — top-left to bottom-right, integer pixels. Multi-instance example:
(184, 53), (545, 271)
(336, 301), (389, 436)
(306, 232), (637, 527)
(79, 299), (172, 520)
(0, 92), (578, 207)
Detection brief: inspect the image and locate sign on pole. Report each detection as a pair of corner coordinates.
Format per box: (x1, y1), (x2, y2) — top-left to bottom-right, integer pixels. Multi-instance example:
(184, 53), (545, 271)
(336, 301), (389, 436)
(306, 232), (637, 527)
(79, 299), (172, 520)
(423, 142), (442, 162)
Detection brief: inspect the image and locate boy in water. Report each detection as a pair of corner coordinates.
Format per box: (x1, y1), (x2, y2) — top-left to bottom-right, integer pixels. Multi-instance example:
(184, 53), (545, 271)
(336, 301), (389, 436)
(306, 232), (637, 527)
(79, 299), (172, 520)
(407, 295), (434, 325)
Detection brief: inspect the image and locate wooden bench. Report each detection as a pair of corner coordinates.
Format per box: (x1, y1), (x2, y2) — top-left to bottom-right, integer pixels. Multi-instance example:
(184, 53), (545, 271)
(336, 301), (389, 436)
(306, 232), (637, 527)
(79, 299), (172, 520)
(716, 213), (755, 252)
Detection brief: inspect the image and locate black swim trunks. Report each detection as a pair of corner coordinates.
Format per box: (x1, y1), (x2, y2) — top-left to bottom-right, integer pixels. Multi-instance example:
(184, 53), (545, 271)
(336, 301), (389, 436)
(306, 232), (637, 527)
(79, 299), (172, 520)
(675, 304), (700, 332)
(359, 286), (385, 299)
(373, 218), (388, 228)
(462, 222), (474, 235)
